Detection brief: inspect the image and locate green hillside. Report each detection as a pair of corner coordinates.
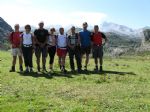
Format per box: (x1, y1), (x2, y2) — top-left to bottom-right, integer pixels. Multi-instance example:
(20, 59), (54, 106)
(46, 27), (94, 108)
(1, 51), (150, 112)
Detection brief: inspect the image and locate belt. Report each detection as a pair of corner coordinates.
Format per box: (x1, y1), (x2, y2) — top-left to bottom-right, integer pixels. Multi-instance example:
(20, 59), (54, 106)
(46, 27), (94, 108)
(94, 44), (102, 47)
(58, 47), (67, 49)
(47, 44), (56, 47)
(23, 44), (32, 47)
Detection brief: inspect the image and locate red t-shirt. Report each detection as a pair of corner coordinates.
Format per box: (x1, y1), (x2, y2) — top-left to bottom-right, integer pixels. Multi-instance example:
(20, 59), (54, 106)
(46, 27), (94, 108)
(9, 32), (21, 48)
(91, 32), (103, 45)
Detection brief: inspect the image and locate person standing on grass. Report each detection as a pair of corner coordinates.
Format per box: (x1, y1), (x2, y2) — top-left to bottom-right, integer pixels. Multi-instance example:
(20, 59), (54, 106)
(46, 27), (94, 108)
(67, 26), (82, 73)
(20, 25), (34, 73)
(34, 22), (49, 72)
(79, 22), (92, 71)
(56, 27), (67, 73)
(47, 28), (57, 72)
(9, 24), (23, 72)
(91, 25), (108, 72)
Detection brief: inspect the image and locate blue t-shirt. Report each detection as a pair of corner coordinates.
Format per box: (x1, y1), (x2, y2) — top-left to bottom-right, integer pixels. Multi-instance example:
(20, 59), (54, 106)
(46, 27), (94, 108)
(79, 30), (91, 47)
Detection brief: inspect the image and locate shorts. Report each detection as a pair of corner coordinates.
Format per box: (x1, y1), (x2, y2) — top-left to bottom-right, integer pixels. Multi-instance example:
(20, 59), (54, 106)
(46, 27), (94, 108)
(81, 46), (91, 55)
(57, 48), (67, 57)
(11, 48), (22, 56)
(35, 46), (47, 58)
(92, 45), (103, 58)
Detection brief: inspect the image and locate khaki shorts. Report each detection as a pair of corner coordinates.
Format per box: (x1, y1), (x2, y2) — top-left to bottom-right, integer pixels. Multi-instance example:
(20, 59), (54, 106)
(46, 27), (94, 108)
(11, 48), (22, 56)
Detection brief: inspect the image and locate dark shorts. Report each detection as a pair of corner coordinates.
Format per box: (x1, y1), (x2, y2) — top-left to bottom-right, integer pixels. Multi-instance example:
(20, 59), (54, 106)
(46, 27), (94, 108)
(35, 46), (47, 58)
(81, 46), (91, 55)
(92, 45), (103, 58)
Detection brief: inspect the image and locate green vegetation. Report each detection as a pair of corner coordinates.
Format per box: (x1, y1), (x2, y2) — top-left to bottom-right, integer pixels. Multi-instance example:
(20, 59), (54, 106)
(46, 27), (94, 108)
(0, 51), (150, 112)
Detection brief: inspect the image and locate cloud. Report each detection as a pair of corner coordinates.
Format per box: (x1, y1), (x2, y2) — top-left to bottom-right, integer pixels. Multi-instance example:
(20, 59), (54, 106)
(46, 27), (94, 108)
(0, 3), (107, 28)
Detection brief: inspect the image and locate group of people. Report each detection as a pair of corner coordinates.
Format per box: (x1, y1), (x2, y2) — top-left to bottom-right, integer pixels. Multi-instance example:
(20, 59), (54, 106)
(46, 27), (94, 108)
(9, 22), (107, 74)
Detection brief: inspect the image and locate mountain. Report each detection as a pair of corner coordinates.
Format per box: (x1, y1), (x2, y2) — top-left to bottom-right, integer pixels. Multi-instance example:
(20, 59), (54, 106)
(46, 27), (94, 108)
(101, 22), (141, 38)
(0, 17), (13, 50)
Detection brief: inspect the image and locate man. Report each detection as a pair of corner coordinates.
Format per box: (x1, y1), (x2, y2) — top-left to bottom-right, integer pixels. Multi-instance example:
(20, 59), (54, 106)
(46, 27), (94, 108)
(67, 26), (82, 73)
(91, 25), (107, 72)
(9, 24), (23, 72)
(79, 22), (91, 71)
(34, 22), (49, 72)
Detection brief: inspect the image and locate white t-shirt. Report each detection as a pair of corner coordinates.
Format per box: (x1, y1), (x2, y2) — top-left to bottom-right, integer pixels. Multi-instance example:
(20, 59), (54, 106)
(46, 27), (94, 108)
(57, 34), (67, 48)
(22, 32), (32, 45)
(48, 35), (56, 46)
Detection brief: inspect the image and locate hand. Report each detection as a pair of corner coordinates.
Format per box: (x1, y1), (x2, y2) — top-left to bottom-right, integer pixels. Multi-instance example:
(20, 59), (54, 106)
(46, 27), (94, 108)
(70, 45), (75, 49)
(40, 43), (45, 48)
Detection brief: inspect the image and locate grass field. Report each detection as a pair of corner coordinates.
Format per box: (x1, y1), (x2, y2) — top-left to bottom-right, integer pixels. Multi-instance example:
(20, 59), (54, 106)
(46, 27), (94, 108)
(0, 51), (150, 112)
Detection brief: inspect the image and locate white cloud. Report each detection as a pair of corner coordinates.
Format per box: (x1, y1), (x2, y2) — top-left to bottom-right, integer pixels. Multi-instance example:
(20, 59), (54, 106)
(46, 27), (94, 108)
(0, 3), (107, 28)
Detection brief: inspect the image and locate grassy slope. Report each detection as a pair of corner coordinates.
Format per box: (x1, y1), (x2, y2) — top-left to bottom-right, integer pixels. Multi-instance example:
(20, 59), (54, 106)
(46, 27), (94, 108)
(0, 51), (150, 112)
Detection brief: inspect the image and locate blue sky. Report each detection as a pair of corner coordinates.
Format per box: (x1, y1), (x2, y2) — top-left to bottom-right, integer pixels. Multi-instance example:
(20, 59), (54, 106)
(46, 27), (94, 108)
(0, 0), (150, 28)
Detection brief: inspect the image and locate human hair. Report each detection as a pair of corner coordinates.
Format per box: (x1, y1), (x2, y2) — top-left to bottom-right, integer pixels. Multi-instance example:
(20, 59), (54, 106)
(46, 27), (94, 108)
(25, 24), (31, 30)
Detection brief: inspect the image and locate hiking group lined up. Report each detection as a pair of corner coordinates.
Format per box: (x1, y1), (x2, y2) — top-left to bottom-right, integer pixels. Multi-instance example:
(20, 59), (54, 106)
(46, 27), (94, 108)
(9, 22), (108, 74)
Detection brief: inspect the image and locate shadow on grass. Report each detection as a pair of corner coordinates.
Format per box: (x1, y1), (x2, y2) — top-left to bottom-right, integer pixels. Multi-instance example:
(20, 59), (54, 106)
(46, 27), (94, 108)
(18, 69), (136, 79)
(101, 70), (136, 75)
(81, 70), (136, 75)
(18, 71), (74, 79)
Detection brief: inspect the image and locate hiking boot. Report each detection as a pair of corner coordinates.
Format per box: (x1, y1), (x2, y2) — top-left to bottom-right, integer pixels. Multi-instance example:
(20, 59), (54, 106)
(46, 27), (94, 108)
(77, 69), (82, 73)
(94, 66), (98, 72)
(71, 69), (75, 73)
(25, 67), (29, 73)
(20, 66), (23, 72)
(29, 68), (33, 72)
(99, 66), (103, 72)
(64, 69), (67, 74)
(37, 66), (40, 72)
(9, 66), (15, 72)
(42, 68), (47, 72)
(50, 67), (54, 72)
(84, 66), (87, 71)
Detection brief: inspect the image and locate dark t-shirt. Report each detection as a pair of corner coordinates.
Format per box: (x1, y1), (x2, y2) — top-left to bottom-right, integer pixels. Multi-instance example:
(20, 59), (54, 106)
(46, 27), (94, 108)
(34, 29), (49, 43)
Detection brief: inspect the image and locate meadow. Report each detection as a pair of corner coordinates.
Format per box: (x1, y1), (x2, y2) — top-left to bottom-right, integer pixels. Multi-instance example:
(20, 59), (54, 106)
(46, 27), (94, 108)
(0, 51), (150, 112)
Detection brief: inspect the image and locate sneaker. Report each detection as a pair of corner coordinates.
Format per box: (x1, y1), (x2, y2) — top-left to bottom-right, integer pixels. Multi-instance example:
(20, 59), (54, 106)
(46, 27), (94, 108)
(9, 66), (15, 72)
(20, 66), (23, 72)
(99, 66), (103, 72)
(61, 67), (67, 74)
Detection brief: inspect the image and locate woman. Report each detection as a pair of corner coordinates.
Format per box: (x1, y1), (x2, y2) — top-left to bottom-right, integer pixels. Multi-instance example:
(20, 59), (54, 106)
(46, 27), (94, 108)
(47, 28), (57, 71)
(56, 27), (67, 73)
(21, 24), (34, 72)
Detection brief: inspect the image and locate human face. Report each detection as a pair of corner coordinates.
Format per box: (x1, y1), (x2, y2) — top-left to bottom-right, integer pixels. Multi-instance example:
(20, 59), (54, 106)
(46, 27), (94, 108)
(14, 24), (19, 31)
(59, 28), (64, 35)
(83, 23), (88, 30)
(39, 22), (44, 29)
(25, 27), (31, 33)
(94, 26), (99, 33)
(71, 27), (75, 34)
